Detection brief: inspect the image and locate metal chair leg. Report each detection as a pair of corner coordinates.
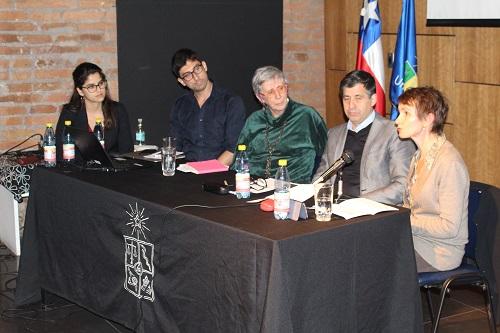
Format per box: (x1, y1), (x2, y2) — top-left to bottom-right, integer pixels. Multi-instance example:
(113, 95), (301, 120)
(482, 279), (497, 333)
(425, 287), (435, 325)
(429, 275), (497, 333)
(432, 278), (454, 333)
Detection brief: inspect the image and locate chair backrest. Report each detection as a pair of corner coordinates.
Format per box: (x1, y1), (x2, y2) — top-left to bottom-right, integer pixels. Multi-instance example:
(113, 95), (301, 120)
(464, 182), (487, 259)
(466, 181), (500, 325)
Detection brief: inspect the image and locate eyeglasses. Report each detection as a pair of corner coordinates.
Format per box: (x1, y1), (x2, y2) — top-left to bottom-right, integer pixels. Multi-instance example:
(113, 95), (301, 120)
(82, 80), (107, 93)
(180, 64), (204, 81)
(260, 84), (287, 98)
(250, 178), (268, 191)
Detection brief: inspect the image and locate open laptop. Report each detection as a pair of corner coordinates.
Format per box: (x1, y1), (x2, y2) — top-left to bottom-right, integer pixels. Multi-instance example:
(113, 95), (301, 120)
(68, 126), (147, 172)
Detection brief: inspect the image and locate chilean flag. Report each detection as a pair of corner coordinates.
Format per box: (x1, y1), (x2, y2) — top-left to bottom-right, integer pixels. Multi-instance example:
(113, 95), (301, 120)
(356, 0), (386, 116)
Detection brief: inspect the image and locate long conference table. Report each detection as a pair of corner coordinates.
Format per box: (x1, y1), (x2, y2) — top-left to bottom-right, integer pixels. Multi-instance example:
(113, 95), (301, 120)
(15, 164), (423, 332)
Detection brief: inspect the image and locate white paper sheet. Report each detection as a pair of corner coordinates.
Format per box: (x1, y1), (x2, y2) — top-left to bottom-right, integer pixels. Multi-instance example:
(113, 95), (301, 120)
(331, 198), (398, 220)
(144, 151), (185, 161)
(247, 183), (314, 203)
(250, 178), (275, 194)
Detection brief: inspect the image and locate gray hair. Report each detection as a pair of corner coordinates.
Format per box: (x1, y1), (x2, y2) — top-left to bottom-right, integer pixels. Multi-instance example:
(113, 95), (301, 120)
(251, 66), (287, 96)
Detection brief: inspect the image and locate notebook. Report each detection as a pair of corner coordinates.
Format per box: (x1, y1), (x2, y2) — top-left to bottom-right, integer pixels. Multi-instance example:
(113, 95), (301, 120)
(68, 126), (146, 172)
(177, 159), (229, 174)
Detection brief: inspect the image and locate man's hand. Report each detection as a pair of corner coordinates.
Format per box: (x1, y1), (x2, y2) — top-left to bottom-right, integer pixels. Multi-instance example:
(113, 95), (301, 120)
(217, 150), (234, 166)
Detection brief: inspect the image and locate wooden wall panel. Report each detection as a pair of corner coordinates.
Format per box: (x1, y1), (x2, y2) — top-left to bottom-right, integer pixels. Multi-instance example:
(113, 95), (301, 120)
(378, 0), (402, 33)
(325, 0), (346, 70)
(345, 0), (363, 33)
(346, 33), (358, 69)
(454, 83), (500, 186)
(325, 69), (348, 127)
(415, 35), (455, 107)
(414, 35), (457, 144)
(456, 28), (500, 85)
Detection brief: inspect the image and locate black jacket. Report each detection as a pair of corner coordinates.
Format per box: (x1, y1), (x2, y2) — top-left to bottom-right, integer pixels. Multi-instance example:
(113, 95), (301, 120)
(55, 101), (134, 162)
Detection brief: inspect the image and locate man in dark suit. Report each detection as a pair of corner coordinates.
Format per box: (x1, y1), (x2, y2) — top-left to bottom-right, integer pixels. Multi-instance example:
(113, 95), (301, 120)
(313, 70), (415, 204)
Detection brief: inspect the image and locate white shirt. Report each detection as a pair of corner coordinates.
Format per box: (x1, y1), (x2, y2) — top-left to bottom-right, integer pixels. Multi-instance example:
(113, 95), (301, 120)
(347, 110), (375, 133)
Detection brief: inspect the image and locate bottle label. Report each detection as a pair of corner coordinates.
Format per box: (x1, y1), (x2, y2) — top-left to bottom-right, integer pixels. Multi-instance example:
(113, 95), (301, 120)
(235, 172), (250, 192)
(44, 145), (56, 163)
(63, 143), (75, 160)
(274, 191), (290, 213)
(136, 132), (145, 142)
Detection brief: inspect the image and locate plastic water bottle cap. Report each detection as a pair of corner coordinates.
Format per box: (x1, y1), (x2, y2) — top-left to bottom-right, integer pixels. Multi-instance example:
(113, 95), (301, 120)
(46, 123), (52, 127)
(238, 144), (246, 151)
(278, 159), (287, 167)
(64, 120), (72, 126)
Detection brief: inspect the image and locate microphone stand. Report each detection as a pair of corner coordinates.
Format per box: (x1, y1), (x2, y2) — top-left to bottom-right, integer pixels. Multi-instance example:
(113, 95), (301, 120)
(335, 171), (343, 203)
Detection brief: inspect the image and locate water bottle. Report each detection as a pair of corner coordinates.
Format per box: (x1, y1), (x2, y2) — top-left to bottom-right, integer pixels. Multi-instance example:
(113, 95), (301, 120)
(94, 118), (105, 148)
(43, 123), (56, 167)
(274, 159), (290, 220)
(62, 120), (75, 162)
(234, 144), (250, 199)
(136, 118), (145, 145)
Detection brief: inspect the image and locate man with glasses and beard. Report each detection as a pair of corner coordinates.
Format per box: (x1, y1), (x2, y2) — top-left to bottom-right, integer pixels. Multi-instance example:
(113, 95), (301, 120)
(169, 48), (246, 165)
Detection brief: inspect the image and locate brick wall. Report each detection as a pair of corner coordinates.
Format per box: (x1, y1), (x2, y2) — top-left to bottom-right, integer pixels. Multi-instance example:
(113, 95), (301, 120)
(0, 0), (326, 152)
(283, 0), (326, 117)
(0, 0), (118, 152)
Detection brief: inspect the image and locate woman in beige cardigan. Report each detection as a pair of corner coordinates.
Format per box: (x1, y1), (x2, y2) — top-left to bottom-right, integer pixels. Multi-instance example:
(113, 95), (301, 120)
(395, 87), (469, 272)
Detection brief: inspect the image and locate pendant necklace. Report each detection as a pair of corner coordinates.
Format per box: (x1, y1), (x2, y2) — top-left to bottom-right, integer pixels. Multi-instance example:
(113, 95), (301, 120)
(264, 119), (287, 178)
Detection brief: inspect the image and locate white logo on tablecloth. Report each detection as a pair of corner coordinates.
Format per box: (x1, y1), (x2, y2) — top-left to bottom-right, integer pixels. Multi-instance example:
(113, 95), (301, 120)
(0, 157), (35, 201)
(124, 202), (154, 302)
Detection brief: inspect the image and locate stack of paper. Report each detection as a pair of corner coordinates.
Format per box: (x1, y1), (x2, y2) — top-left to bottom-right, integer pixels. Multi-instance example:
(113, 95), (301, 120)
(143, 151), (185, 161)
(134, 144), (158, 152)
(331, 198), (398, 220)
(177, 159), (229, 174)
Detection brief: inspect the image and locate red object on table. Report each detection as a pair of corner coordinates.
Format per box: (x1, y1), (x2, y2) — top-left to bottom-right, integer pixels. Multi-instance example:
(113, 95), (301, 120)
(259, 198), (274, 212)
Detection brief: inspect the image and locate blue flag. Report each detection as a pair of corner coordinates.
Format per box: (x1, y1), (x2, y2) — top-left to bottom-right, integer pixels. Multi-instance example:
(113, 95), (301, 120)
(389, 0), (418, 120)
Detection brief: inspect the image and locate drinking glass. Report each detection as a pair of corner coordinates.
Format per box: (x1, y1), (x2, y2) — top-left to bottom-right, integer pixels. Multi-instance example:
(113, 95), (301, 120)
(161, 137), (176, 176)
(314, 183), (333, 222)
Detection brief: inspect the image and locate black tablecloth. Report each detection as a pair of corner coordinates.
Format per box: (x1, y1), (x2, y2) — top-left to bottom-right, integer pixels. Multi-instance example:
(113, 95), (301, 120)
(16, 165), (423, 332)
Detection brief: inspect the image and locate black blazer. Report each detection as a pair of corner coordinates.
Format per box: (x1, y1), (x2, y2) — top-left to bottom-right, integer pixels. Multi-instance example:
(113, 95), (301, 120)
(55, 101), (134, 161)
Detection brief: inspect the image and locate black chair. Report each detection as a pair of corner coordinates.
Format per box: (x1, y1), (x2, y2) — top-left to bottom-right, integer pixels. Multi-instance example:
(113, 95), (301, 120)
(418, 181), (498, 333)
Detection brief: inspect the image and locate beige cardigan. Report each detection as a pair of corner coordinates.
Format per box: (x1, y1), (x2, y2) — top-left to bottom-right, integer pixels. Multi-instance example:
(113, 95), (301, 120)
(404, 140), (469, 271)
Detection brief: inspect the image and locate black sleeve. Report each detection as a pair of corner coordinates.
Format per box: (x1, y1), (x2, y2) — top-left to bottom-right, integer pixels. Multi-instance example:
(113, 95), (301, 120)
(222, 95), (246, 153)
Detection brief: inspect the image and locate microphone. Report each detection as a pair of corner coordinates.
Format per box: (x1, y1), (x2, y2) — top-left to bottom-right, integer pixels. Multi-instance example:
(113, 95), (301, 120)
(312, 150), (354, 185)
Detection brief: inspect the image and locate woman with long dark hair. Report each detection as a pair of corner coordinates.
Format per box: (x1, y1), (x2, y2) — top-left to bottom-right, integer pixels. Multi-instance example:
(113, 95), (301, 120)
(55, 62), (133, 161)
